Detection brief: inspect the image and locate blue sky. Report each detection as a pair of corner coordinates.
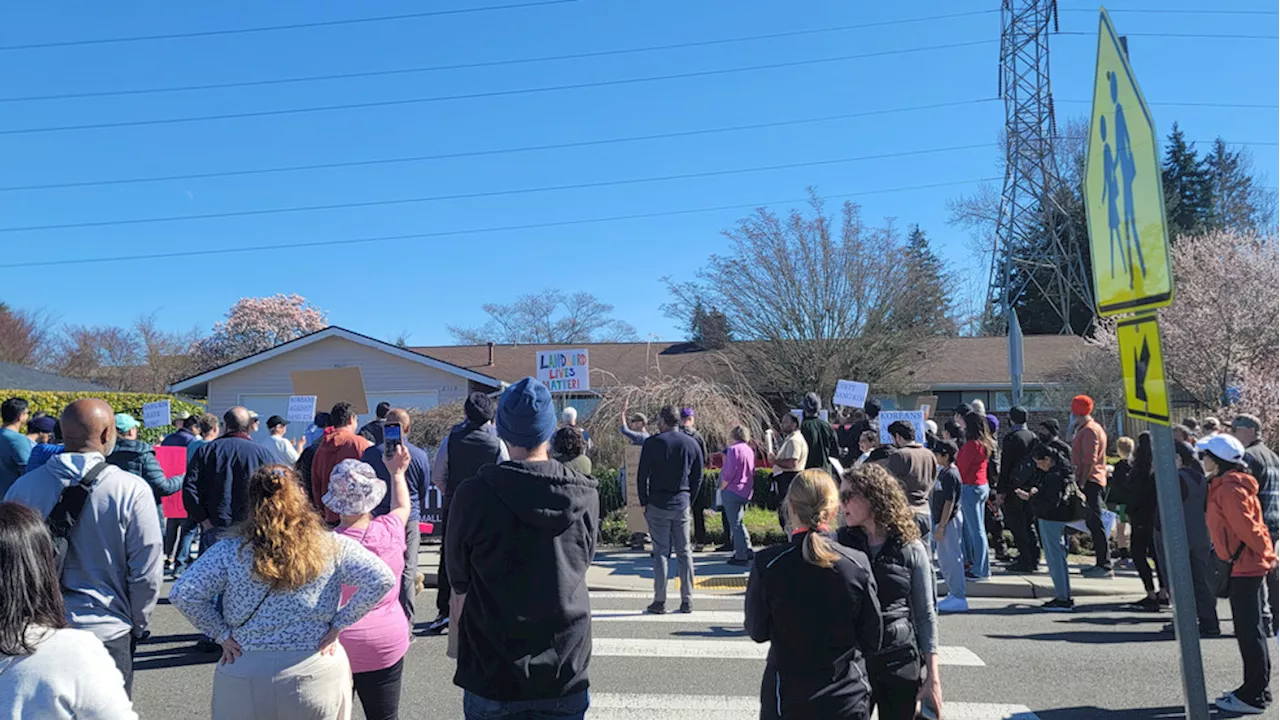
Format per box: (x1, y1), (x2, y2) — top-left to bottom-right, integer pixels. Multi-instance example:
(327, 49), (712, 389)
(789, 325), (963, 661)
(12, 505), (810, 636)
(1, 0), (1275, 345)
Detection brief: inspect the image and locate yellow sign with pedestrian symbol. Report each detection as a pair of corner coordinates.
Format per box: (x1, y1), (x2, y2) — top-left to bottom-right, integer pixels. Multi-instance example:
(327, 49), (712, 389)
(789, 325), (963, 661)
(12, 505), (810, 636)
(1084, 8), (1174, 317)
(1117, 313), (1169, 425)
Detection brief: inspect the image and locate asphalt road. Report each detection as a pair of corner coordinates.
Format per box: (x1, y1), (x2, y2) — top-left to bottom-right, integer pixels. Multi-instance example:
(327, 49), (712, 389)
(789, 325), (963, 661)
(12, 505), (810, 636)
(131, 579), (1278, 719)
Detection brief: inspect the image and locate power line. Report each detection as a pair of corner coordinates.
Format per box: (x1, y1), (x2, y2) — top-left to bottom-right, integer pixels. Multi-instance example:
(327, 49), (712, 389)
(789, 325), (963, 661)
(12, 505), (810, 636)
(1059, 6), (1280, 15)
(0, 176), (1000, 269)
(1059, 98), (1277, 110)
(0, 40), (996, 136)
(0, 98), (998, 193)
(0, 143), (994, 233)
(0, 0), (576, 52)
(0, 10), (1001, 103)
(1057, 30), (1277, 39)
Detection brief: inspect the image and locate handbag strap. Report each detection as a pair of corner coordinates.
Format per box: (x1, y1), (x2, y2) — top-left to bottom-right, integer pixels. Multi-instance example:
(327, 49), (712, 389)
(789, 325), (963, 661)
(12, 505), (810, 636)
(232, 585), (273, 630)
(1229, 541), (1247, 563)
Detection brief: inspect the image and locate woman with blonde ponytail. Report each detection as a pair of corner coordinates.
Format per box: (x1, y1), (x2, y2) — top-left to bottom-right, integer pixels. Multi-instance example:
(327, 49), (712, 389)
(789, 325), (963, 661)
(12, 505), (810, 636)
(746, 469), (882, 719)
(171, 465), (395, 720)
(837, 464), (942, 720)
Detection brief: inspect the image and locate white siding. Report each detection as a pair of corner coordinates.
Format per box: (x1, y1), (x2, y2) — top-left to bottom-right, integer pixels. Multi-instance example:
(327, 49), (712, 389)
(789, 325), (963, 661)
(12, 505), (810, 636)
(207, 335), (471, 424)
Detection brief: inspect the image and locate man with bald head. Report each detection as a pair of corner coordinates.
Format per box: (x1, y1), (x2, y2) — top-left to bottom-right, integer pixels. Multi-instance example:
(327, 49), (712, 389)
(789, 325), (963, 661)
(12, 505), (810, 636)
(182, 405), (280, 552)
(5, 398), (163, 697)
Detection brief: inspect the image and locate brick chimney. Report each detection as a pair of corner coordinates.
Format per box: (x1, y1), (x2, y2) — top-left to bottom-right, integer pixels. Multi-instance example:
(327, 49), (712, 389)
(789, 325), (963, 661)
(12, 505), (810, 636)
(487, 342), (495, 366)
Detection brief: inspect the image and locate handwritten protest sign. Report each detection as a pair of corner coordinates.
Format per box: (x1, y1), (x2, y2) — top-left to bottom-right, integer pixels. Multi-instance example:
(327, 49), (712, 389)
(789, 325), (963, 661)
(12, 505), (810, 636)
(878, 410), (926, 445)
(833, 380), (869, 409)
(536, 349), (590, 393)
(142, 400), (171, 429)
(287, 395), (318, 422)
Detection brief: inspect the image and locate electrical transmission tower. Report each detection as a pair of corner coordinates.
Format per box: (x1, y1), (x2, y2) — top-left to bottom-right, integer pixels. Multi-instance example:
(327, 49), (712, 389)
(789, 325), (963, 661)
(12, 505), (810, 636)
(986, 0), (1094, 335)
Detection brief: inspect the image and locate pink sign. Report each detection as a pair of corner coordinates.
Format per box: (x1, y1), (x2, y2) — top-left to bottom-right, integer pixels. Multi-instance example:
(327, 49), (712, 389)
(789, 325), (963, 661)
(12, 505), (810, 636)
(156, 446), (187, 520)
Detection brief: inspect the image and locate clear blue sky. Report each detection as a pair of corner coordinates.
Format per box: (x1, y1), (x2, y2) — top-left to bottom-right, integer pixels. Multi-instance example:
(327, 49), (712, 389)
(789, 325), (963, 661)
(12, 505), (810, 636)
(1, 0), (1275, 345)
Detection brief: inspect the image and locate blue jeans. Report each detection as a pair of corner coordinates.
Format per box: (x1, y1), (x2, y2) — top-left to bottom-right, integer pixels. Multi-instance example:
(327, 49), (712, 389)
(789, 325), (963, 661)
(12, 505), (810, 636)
(721, 491), (752, 561)
(960, 484), (990, 578)
(463, 690), (589, 720)
(938, 511), (966, 599)
(1038, 518), (1071, 601)
(173, 520), (202, 574)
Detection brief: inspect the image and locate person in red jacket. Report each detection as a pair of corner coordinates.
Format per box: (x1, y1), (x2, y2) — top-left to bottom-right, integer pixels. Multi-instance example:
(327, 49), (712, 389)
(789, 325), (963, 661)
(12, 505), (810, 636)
(311, 402), (372, 524)
(956, 410), (995, 580)
(1201, 434), (1278, 715)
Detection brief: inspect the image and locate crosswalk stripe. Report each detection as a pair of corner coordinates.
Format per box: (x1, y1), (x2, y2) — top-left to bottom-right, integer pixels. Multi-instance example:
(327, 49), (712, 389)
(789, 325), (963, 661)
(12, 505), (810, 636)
(590, 592), (743, 601)
(591, 610), (744, 624)
(587, 694), (1039, 719)
(592, 638), (986, 666)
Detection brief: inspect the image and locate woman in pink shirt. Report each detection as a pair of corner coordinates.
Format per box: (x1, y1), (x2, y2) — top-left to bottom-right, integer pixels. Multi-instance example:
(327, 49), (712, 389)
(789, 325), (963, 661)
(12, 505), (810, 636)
(324, 448), (412, 720)
(720, 426), (758, 566)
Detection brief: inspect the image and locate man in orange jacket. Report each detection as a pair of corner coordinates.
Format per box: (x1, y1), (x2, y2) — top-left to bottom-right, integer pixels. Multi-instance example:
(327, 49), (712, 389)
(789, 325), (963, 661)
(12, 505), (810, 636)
(311, 402), (372, 524)
(1071, 395), (1112, 578)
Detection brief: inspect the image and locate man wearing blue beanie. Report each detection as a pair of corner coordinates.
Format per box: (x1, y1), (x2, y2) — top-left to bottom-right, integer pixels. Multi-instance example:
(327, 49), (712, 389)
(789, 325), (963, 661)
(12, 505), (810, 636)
(445, 377), (600, 719)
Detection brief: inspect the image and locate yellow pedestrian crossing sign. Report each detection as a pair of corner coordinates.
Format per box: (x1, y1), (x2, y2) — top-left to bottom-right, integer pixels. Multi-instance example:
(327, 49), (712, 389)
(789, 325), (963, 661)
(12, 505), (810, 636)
(1117, 313), (1170, 425)
(1084, 8), (1174, 317)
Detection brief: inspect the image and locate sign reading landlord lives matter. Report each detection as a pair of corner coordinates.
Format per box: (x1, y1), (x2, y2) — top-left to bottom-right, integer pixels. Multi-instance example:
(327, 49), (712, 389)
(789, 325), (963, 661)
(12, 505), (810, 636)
(536, 349), (590, 393)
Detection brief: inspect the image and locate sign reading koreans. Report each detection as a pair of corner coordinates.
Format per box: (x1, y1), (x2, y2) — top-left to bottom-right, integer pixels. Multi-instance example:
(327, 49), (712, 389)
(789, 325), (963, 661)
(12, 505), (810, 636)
(536, 349), (591, 393)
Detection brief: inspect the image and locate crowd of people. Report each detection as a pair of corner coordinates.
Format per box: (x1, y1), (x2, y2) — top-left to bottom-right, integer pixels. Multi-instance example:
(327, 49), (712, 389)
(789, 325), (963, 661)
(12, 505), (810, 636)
(0, 385), (1276, 718)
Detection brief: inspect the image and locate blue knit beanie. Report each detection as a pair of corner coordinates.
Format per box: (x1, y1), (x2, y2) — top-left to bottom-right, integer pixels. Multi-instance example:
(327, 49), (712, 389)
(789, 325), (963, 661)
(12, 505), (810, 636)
(496, 377), (557, 449)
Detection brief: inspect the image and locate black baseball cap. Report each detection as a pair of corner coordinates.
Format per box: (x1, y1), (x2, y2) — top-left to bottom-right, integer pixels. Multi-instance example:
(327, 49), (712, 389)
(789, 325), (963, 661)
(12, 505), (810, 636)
(266, 415), (288, 429)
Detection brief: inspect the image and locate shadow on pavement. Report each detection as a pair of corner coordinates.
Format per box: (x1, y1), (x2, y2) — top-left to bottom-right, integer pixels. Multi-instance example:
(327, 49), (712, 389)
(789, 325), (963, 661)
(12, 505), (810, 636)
(1035, 705), (1229, 718)
(671, 627), (748, 638)
(988, 628), (1171, 645)
(591, 551), (750, 581)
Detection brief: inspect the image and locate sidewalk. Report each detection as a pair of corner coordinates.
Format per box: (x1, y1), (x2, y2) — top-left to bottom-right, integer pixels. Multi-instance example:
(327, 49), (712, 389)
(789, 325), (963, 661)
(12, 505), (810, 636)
(417, 545), (1148, 599)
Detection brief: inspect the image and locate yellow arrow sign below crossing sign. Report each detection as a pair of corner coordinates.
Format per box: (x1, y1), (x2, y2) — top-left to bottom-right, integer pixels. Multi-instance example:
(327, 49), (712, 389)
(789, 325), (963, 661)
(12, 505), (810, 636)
(1117, 312), (1170, 425)
(1084, 8), (1174, 317)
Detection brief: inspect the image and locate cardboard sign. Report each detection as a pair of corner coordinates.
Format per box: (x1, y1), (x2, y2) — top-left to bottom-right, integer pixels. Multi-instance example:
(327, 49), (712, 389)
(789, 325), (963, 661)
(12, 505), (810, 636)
(833, 380), (869, 409)
(287, 395), (318, 423)
(536, 349), (590, 393)
(156, 446), (187, 520)
(623, 444), (646, 534)
(290, 367), (369, 414)
(142, 400), (171, 429)
(914, 396), (939, 420)
(878, 410), (926, 445)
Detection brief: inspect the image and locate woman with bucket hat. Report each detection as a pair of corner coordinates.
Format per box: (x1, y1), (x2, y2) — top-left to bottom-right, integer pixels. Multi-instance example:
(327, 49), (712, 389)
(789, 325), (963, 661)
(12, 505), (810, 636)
(325, 450), (413, 720)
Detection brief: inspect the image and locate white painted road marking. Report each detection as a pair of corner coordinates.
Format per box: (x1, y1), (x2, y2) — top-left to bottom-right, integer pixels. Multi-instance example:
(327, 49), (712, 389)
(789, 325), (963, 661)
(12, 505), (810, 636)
(587, 694), (1039, 719)
(592, 638), (985, 666)
(591, 610), (745, 624)
(589, 592), (743, 601)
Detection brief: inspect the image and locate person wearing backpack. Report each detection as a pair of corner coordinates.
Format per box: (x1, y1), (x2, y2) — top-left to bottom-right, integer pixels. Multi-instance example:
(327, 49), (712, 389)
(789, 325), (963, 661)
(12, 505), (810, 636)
(1201, 434), (1277, 715)
(3, 399), (163, 697)
(1016, 444), (1076, 612)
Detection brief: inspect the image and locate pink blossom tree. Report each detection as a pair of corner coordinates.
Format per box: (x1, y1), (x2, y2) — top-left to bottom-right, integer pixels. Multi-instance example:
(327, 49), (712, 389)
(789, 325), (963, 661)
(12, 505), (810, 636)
(193, 294), (328, 371)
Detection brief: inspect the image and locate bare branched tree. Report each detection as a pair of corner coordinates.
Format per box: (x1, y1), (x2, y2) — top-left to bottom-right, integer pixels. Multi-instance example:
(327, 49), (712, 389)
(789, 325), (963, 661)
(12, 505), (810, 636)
(135, 314), (202, 391)
(54, 326), (142, 389)
(663, 191), (947, 401)
(0, 302), (53, 367)
(449, 289), (637, 344)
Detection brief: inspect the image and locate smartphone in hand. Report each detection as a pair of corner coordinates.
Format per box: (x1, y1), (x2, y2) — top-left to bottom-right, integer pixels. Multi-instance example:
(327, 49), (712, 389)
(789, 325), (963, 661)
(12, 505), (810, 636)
(384, 422), (402, 459)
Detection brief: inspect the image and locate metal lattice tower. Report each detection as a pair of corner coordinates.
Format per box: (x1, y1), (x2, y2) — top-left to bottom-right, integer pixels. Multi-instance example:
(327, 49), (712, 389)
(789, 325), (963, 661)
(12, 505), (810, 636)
(986, 0), (1094, 335)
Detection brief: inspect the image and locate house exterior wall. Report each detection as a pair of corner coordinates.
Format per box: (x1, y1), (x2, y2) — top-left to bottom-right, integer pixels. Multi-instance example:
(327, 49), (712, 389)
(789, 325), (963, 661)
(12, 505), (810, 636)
(206, 335), (471, 420)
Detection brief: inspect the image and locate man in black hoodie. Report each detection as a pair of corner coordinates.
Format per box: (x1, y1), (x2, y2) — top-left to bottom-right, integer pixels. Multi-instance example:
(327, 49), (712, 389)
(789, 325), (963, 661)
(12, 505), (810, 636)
(446, 377), (599, 719)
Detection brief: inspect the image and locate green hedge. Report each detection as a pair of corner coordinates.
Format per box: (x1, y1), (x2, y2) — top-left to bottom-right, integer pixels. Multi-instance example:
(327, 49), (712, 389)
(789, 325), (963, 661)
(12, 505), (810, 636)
(0, 390), (205, 445)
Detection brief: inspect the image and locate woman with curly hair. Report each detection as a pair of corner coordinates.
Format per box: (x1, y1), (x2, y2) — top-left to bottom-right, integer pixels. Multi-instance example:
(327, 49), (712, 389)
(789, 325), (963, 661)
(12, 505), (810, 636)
(552, 426), (592, 475)
(838, 464), (942, 720)
(746, 469), (882, 719)
(171, 465), (395, 720)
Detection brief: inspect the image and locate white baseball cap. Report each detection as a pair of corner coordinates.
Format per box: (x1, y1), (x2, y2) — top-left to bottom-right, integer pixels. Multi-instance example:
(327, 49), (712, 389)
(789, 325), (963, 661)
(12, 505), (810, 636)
(1197, 434), (1246, 466)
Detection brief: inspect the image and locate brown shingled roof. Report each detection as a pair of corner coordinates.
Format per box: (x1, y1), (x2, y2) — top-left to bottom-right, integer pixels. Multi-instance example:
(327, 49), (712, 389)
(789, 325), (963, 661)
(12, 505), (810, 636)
(412, 335), (1087, 391)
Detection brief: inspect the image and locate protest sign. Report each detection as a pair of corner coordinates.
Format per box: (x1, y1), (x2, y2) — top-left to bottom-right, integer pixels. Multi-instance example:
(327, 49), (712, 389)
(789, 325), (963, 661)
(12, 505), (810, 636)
(536, 349), (590, 393)
(291, 367), (369, 414)
(833, 380), (869, 409)
(623, 445), (646, 534)
(914, 395), (939, 419)
(287, 395), (318, 422)
(142, 400), (171, 429)
(156, 446), (187, 520)
(878, 410), (926, 445)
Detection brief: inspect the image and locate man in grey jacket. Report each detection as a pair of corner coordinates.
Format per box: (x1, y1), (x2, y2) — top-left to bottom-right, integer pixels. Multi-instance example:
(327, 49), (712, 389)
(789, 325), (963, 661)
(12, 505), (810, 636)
(4, 398), (163, 697)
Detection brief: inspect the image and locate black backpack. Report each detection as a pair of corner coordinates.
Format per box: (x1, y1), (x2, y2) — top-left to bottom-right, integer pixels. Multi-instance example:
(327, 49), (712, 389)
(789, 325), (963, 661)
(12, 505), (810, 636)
(46, 462), (110, 577)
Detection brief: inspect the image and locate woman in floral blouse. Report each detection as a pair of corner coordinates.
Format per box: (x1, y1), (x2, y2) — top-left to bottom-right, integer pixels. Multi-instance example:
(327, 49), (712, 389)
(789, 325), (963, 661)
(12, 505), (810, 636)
(171, 464), (394, 720)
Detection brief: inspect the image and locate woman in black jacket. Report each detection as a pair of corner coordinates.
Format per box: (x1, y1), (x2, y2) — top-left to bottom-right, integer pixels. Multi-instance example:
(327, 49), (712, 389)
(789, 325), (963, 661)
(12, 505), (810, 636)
(1016, 444), (1076, 611)
(1124, 432), (1168, 611)
(837, 464), (942, 720)
(746, 469), (882, 720)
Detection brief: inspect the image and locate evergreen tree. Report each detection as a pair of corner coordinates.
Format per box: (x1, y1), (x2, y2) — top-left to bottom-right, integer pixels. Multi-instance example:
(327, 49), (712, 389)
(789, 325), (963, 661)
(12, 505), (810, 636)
(1202, 138), (1266, 234)
(688, 298), (732, 349)
(1162, 124), (1212, 239)
(898, 226), (958, 335)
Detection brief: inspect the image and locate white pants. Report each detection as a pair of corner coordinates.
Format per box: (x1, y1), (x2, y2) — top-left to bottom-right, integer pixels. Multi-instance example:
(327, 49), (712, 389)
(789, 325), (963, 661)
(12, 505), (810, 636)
(212, 645), (353, 720)
(937, 512), (966, 599)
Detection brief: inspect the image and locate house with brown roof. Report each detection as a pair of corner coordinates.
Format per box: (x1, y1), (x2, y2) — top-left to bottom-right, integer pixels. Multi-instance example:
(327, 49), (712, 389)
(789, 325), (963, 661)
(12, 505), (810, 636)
(413, 334), (1090, 417)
